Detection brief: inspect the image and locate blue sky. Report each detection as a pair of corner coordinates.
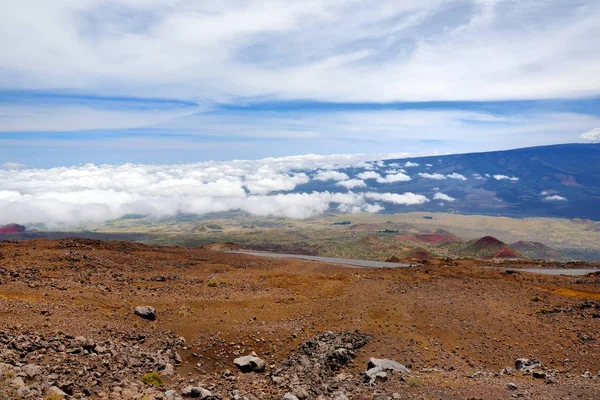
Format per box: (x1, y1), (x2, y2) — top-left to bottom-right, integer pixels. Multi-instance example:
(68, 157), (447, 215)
(1, 1), (600, 167)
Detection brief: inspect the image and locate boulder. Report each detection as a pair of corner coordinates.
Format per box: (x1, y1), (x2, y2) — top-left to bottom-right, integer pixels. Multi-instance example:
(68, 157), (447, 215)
(181, 385), (212, 398)
(505, 383), (518, 391)
(283, 394), (299, 400)
(515, 358), (541, 372)
(367, 358), (411, 374)
(364, 366), (388, 384)
(134, 306), (157, 321)
(233, 354), (266, 373)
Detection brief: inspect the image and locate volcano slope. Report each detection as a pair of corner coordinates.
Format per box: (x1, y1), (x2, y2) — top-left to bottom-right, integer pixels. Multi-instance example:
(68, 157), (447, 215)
(0, 239), (599, 399)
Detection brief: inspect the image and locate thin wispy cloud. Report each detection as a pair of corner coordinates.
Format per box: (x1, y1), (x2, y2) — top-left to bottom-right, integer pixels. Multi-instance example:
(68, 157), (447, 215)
(0, 2), (599, 166)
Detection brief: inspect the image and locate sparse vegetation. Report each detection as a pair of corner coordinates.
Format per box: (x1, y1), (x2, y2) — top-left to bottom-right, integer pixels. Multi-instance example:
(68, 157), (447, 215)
(141, 371), (164, 386)
(406, 377), (423, 388)
(207, 281), (218, 287)
(531, 295), (542, 302)
(44, 395), (65, 400)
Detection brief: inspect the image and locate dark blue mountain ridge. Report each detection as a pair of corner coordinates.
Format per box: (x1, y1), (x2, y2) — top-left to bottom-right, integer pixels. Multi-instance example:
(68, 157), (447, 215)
(293, 143), (600, 220)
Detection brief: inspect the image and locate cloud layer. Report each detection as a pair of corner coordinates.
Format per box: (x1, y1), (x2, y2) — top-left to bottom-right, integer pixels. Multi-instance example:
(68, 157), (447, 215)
(0, 153), (443, 227)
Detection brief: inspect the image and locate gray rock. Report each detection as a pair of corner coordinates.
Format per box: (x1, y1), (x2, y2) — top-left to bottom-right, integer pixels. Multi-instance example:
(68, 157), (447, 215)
(162, 363), (175, 376)
(134, 305), (157, 320)
(364, 366), (388, 384)
(181, 385), (212, 398)
(165, 389), (182, 400)
(234, 354), (266, 373)
(46, 386), (67, 397)
(515, 358), (541, 372)
(283, 394), (299, 400)
(505, 383), (518, 391)
(21, 363), (42, 378)
(9, 377), (25, 389)
(532, 371), (546, 379)
(367, 358), (410, 374)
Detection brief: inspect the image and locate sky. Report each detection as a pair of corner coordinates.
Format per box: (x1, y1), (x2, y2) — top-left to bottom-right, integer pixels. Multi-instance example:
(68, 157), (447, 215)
(0, 1), (599, 225)
(0, 0), (599, 168)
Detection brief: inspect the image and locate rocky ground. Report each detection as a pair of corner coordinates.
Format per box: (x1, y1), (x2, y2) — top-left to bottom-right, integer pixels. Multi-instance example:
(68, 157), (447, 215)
(1, 238), (600, 399)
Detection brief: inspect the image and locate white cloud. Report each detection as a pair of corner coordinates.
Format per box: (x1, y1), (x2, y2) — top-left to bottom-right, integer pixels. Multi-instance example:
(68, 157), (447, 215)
(365, 192), (429, 205)
(356, 171), (381, 180)
(493, 174), (519, 181)
(433, 192), (455, 202)
(313, 170), (349, 181)
(544, 195), (567, 201)
(580, 128), (600, 143)
(404, 161), (420, 167)
(0, 154), (433, 226)
(418, 172), (446, 180)
(1, 1), (599, 104)
(244, 172), (309, 194)
(336, 179), (366, 189)
(1, 162), (26, 170)
(447, 172), (467, 181)
(376, 172), (411, 183)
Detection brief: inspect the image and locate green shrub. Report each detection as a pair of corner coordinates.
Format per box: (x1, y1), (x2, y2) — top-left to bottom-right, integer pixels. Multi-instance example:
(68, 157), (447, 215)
(207, 281), (218, 287)
(141, 371), (164, 386)
(530, 295), (542, 302)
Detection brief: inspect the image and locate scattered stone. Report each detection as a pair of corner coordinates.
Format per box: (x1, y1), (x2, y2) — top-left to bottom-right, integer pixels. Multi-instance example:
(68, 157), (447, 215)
(181, 385), (212, 398)
(234, 353), (266, 373)
(515, 358), (542, 372)
(532, 371), (546, 379)
(134, 305), (157, 320)
(365, 367), (388, 384)
(367, 358), (411, 374)
(46, 386), (67, 397)
(332, 392), (349, 400)
(505, 383), (518, 391)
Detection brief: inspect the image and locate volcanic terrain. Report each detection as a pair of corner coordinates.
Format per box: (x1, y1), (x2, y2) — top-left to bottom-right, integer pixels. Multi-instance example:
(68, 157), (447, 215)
(0, 239), (599, 399)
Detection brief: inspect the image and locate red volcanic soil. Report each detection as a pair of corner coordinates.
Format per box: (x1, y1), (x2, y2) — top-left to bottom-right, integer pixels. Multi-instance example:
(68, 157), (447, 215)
(395, 230), (463, 245)
(460, 236), (521, 259)
(403, 247), (433, 260)
(0, 223), (26, 234)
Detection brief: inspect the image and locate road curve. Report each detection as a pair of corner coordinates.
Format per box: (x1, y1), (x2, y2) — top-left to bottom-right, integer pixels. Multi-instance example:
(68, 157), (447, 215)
(227, 250), (412, 268)
(229, 250), (599, 276)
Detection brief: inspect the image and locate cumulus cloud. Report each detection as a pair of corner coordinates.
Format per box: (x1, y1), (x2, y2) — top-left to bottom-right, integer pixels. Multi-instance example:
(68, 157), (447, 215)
(580, 128), (600, 143)
(376, 173), (411, 183)
(493, 174), (519, 181)
(336, 179), (366, 189)
(447, 173), (467, 181)
(544, 195), (567, 201)
(404, 161), (420, 167)
(356, 171), (381, 180)
(433, 192), (455, 202)
(2, 154), (435, 226)
(313, 170), (349, 181)
(365, 192), (429, 205)
(418, 173), (446, 180)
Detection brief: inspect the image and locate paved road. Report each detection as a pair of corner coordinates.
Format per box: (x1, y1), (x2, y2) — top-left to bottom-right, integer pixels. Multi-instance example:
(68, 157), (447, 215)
(229, 250), (599, 276)
(228, 250), (412, 268)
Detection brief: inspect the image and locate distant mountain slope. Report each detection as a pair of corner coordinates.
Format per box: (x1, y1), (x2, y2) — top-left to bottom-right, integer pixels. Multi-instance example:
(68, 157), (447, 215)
(293, 143), (600, 220)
